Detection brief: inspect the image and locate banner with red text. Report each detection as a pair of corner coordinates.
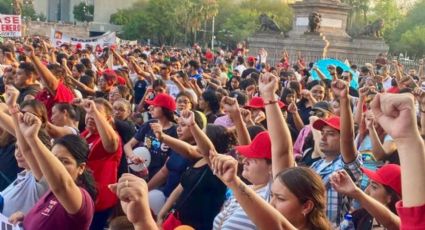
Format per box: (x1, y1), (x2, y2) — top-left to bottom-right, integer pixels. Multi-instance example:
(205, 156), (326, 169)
(0, 14), (21, 37)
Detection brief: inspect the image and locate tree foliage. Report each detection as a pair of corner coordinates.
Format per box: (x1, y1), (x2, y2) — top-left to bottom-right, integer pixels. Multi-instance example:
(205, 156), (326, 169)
(388, 0), (425, 58)
(73, 2), (94, 22)
(110, 0), (291, 47)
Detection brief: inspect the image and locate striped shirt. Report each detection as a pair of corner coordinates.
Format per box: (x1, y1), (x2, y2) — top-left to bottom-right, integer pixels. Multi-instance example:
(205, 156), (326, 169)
(213, 182), (272, 230)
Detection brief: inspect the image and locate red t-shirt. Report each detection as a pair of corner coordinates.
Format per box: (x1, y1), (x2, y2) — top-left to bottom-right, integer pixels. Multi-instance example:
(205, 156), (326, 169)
(205, 51), (214, 61)
(81, 130), (123, 211)
(396, 201), (425, 229)
(35, 81), (74, 119)
(23, 188), (94, 230)
(387, 86), (400, 94)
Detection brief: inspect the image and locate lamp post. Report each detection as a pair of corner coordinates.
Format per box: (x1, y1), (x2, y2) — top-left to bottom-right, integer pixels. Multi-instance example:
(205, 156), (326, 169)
(211, 16), (215, 50)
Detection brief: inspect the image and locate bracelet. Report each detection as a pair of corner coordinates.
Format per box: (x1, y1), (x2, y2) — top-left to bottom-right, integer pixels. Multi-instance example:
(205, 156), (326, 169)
(8, 104), (20, 115)
(264, 100), (277, 106)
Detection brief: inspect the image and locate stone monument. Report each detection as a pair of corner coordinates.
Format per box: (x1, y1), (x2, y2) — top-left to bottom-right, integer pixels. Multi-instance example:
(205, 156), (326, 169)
(248, 0), (389, 65)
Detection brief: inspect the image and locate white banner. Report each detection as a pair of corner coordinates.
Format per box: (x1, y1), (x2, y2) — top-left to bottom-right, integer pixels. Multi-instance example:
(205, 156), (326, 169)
(50, 29), (116, 48)
(117, 37), (137, 46)
(0, 14), (21, 37)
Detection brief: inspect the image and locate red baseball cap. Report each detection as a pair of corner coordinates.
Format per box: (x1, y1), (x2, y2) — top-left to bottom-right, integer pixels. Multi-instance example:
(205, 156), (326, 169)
(103, 68), (117, 77)
(312, 116), (340, 131)
(145, 93), (176, 111)
(247, 56), (256, 63)
(244, 97), (285, 110)
(236, 131), (271, 159)
(361, 164), (401, 196)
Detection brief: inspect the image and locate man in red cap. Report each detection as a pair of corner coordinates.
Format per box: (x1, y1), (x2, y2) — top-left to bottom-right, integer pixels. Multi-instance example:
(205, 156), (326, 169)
(310, 80), (362, 224)
(241, 56), (259, 79)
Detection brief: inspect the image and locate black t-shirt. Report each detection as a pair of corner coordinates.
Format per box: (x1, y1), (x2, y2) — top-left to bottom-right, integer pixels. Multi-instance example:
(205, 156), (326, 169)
(18, 84), (41, 104)
(95, 91), (109, 100)
(349, 87), (359, 97)
(0, 142), (21, 191)
(134, 79), (148, 105)
(175, 163), (226, 230)
(297, 100), (312, 125)
(241, 68), (259, 79)
(206, 112), (224, 124)
(115, 119), (137, 177)
(134, 120), (177, 180)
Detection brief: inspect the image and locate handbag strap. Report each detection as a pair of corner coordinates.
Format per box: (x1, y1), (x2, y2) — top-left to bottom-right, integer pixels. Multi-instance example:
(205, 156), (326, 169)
(174, 166), (208, 210)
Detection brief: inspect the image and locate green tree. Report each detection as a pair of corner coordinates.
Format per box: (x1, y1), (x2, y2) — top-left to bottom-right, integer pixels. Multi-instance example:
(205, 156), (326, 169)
(398, 26), (425, 58)
(389, 0), (425, 57)
(0, 0), (13, 14)
(73, 2), (94, 22)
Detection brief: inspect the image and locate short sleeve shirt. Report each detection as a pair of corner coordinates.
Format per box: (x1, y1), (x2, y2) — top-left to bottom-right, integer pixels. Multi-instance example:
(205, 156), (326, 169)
(23, 188), (94, 230)
(397, 201), (425, 229)
(0, 171), (49, 217)
(81, 130), (122, 211)
(134, 120), (177, 180)
(35, 81), (74, 119)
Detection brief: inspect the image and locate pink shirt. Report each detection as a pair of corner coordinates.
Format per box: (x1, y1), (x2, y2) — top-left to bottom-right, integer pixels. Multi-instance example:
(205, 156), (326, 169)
(23, 188), (94, 230)
(293, 125), (312, 158)
(397, 201), (425, 229)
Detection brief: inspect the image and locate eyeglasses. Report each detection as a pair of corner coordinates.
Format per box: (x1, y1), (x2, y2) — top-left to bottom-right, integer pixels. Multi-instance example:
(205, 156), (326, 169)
(309, 110), (326, 118)
(177, 99), (190, 104)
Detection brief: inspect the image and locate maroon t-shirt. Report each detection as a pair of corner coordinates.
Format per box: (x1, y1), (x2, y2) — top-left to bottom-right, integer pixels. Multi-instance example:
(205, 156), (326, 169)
(22, 188), (94, 230)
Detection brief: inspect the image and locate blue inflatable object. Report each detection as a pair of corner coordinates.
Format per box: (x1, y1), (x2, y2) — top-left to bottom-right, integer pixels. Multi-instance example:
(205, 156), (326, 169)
(310, 58), (359, 89)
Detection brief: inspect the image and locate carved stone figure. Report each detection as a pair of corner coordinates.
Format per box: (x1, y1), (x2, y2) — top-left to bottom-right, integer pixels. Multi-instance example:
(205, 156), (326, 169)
(359, 19), (385, 38)
(308, 12), (322, 33)
(259, 13), (281, 32)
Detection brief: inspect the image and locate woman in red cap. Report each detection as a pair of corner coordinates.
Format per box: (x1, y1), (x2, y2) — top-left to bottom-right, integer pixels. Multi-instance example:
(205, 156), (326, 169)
(124, 93), (178, 181)
(330, 164), (401, 230)
(209, 73), (331, 230)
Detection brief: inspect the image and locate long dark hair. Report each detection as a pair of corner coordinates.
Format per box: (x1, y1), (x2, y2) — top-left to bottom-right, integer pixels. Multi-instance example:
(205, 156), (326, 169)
(54, 134), (97, 200)
(202, 90), (221, 114)
(383, 185), (401, 214)
(54, 103), (79, 121)
(206, 124), (237, 153)
(276, 167), (331, 230)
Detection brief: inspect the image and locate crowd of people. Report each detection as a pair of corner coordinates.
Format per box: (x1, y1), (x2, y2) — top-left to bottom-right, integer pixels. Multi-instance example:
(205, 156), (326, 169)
(0, 36), (424, 230)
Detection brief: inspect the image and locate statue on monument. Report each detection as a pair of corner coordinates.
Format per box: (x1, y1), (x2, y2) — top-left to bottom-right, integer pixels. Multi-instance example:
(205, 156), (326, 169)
(359, 19), (385, 38)
(308, 12), (322, 33)
(258, 13), (281, 32)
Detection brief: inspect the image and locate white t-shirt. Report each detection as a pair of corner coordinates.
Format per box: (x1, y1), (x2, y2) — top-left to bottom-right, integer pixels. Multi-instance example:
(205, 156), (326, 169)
(383, 76), (392, 91)
(235, 65), (246, 74)
(165, 80), (180, 99)
(0, 170), (48, 216)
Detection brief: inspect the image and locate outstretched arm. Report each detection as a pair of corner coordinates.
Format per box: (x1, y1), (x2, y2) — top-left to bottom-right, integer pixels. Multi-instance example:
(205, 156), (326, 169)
(19, 113), (83, 214)
(210, 153), (297, 230)
(259, 73), (295, 177)
(24, 45), (59, 95)
(79, 99), (119, 153)
(332, 80), (357, 163)
(371, 93), (425, 207)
